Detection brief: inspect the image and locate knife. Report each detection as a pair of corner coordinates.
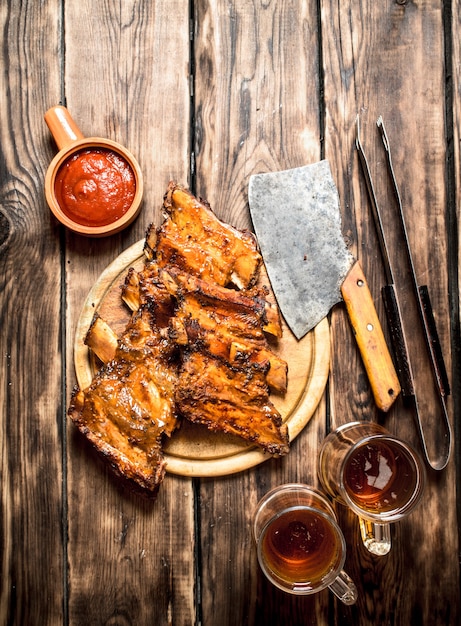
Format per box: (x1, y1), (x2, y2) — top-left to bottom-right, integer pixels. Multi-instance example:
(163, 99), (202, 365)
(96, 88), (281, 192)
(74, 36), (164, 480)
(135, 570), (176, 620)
(355, 116), (415, 400)
(248, 160), (400, 412)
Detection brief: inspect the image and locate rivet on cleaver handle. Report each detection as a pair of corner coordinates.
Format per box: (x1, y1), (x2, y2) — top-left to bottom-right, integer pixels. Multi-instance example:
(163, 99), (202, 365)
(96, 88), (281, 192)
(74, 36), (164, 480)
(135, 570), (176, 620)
(248, 160), (400, 412)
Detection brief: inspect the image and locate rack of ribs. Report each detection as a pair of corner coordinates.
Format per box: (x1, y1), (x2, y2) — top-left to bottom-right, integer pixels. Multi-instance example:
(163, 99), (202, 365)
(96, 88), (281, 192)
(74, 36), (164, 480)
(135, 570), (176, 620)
(69, 182), (289, 497)
(68, 306), (179, 496)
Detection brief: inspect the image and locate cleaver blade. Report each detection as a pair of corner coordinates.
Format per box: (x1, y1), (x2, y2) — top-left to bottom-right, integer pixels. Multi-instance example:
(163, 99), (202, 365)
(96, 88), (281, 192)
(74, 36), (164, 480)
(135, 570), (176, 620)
(248, 160), (400, 412)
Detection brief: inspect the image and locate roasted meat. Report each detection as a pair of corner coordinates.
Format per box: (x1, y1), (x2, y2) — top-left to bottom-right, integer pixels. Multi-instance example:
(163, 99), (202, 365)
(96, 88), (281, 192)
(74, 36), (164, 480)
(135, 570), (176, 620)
(163, 268), (287, 393)
(68, 306), (179, 496)
(70, 182), (290, 497)
(176, 351), (289, 455)
(84, 314), (119, 364)
(144, 182), (262, 289)
(122, 263), (175, 328)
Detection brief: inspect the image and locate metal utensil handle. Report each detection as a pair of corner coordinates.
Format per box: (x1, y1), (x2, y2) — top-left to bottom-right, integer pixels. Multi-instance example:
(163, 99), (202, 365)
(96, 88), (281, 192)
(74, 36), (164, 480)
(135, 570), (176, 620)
(381, 284), (415, 398)
(356, 116), (394, 285)
(418, 285), (450, 397)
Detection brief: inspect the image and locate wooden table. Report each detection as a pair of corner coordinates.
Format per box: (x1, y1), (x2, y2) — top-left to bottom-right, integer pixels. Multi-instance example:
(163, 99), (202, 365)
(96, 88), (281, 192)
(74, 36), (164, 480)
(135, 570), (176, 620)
(1, 2), (460, 624)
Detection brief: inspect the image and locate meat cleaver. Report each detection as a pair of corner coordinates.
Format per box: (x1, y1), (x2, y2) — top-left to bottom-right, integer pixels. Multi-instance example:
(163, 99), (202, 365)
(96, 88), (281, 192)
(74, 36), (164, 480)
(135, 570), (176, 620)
(248, 160), (400, 412)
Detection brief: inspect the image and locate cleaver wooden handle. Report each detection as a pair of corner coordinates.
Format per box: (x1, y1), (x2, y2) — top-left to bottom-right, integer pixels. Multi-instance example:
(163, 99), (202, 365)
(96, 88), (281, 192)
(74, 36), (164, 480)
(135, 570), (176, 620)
(341, 261), (401, 412)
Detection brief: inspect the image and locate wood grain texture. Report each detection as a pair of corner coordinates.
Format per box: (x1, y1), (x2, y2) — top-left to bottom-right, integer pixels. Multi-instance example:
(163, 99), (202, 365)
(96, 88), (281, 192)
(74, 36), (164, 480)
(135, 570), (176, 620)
(194, 0), (322, 231)
(193, 1), (328, 624)
(322, 1), (459, 624)
(1, 1), (460, 624)
(62, 2), (195, 625)
(0, 2), (64, 625)
(455, 0), (461, 322)
(449, 0), (461, 620)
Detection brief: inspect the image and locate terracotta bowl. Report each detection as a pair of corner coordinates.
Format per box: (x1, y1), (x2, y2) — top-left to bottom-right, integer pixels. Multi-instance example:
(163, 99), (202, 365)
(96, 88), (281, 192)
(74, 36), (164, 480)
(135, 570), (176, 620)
(44, 106), (143, 237)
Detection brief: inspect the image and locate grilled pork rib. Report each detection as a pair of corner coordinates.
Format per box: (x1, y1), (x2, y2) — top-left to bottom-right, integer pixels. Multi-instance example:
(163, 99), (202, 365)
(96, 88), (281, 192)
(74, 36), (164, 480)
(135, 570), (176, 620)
(163, 268), (287, 393)
(144, 182), (262, 289)
(122, 263), (176, 328)
(70, 182), (289, 496)
(68, 307), (179, 496)
(176, 351), (289, 455)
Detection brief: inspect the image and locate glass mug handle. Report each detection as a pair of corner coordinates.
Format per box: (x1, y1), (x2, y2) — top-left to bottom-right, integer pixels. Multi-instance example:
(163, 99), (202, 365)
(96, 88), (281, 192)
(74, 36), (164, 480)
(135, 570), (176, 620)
(359, 518), (392, 556)
(328, 570), (358, 605)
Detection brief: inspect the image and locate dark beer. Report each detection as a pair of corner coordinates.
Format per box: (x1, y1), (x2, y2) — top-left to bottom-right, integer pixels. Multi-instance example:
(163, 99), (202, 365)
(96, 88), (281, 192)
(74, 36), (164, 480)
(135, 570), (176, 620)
(343, 438), (418, 515)
(260, 507), (340, 586)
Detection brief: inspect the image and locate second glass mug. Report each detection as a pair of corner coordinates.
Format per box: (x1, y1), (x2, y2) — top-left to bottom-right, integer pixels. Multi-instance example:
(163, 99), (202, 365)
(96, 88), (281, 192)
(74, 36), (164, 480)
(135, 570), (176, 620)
(318, 421), (426, 556)
(253, 484), (357, 604)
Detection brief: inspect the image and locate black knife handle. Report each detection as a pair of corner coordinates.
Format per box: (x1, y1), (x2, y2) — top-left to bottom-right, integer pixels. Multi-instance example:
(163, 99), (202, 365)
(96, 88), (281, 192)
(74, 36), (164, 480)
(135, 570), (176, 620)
(418, 285), (451, 397)
(382, 284), (415, 399)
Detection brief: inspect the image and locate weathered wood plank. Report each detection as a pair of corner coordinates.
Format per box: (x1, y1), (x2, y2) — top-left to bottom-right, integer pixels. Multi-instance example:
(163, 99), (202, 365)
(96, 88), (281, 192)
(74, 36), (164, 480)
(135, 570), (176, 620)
(194, 0), (322, 229)
(62, 2), (195, 625)
(322, 1), (459, 624)
(0, 2), (64, 624)
(452, 0), (461, 385)
(193, 1), (329, 624)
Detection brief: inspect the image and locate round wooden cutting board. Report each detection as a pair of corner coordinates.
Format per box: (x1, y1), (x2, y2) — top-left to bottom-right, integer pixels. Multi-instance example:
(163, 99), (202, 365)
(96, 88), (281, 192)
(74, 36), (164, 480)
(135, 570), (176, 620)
(74, 239), (330, 477)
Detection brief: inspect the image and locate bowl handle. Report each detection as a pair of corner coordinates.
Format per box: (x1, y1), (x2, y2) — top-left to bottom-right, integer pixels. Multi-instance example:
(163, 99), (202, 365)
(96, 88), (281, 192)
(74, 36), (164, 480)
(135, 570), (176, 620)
(44, 105), (85, 151)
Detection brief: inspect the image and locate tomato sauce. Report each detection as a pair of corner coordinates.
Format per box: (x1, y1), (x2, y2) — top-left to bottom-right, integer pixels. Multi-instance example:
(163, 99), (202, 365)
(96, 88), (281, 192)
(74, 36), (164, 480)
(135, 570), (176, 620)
(54, 147), (136, 227)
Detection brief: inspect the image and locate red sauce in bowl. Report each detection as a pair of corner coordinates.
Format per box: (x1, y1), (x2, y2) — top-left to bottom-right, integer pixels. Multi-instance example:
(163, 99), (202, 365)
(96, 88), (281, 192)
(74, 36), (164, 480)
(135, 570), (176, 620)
(54, 147), (136, 227)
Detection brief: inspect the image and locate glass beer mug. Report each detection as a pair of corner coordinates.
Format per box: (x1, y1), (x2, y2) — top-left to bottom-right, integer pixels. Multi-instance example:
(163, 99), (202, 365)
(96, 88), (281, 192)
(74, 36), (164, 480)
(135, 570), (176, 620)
(253, 484), (357, 604)
(318, 421), (426, 556)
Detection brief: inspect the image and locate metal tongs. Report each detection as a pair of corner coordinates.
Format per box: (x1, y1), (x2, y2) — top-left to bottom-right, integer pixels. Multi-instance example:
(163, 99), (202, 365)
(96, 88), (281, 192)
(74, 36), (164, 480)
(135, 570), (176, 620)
(356, 115), (452, 471)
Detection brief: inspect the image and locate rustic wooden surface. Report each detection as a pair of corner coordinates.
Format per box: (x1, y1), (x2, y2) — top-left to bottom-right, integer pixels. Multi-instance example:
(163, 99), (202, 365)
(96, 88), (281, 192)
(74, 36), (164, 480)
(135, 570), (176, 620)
(1, 1), (459, 625)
